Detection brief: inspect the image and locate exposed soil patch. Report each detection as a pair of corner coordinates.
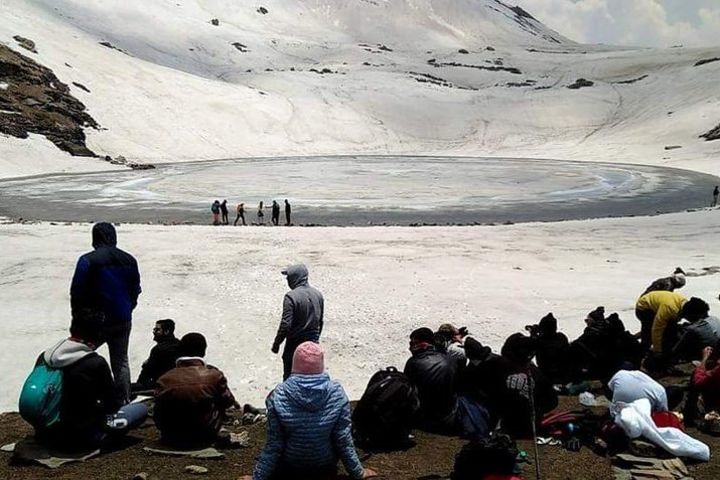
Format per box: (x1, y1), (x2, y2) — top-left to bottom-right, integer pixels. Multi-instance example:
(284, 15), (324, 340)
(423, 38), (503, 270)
(613, 75), (648, 85)
(700, 123), (720, 141)
(408, 71), (478, 91)
(2, 393), (719, 479)
(567, 78), (594, 89)
(428, 59), (522, 75)
(0, 44), (98, 156)
(12, 36), (37, 54)
(694, 58), (720, 67)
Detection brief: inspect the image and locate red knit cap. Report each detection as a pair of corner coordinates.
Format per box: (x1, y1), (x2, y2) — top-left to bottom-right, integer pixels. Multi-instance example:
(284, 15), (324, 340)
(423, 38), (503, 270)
(291, 341), (324, 375)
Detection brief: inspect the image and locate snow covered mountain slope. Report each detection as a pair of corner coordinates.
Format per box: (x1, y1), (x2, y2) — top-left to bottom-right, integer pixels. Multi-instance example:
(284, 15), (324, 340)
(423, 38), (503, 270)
(0, 0), (718, 178)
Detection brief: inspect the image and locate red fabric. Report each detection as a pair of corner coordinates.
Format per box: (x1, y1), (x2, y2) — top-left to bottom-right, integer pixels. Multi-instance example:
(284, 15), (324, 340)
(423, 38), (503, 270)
(651, 411), (685, 431)
(693, 363), (720, 412)
(484, 475), (522, 480)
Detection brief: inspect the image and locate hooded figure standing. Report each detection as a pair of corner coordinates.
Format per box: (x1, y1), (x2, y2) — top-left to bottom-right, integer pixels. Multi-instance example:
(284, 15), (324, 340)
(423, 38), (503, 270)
(70, 222), (141, 404)
(272, 264), (324, 380)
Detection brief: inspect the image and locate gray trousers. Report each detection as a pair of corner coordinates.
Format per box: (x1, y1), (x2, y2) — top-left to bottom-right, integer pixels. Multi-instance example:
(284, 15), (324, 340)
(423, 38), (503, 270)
(105, 323), (132, 405)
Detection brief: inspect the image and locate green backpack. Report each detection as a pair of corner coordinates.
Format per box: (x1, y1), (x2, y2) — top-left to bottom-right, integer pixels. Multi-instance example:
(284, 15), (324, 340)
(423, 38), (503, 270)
(19, 359), (63, 429)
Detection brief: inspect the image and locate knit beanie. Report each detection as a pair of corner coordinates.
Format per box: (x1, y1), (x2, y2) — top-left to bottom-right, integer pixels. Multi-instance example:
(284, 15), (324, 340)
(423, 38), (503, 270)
(291, 341), (325, 375)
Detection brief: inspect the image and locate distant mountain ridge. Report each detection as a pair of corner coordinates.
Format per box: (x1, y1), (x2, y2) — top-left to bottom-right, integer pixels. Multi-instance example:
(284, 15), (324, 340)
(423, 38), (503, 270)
(0, 0), (718, 179)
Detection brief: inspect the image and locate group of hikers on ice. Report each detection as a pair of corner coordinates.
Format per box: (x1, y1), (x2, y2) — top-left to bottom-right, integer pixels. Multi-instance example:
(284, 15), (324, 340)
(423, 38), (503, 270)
(16, 222), (720, 479)
(211, 199), (292, 226)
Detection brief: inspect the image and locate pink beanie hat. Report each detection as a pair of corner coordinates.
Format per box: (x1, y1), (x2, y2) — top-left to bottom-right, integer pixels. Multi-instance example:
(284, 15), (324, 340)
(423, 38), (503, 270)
(291, 341), (325, 375)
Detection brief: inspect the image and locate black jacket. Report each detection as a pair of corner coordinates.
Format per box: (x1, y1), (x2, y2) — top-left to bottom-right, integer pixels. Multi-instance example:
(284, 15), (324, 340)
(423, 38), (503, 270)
(136, 336), (181, 389)
(404, 346), (458, 431)
(70, 223), (141, 325)
(459, 354), (557, 437)
(36, 339), (119, 448)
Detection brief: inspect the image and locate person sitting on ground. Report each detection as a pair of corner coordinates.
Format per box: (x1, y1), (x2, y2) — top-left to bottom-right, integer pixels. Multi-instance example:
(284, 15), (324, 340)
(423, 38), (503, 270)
(606, 313), (644, 371)
(242, 342), (377, 480)
(459, 333), (557, 438)
(671, 297), (720, 362)
(132, 319), (181, 393)
(567, 306), (614, 381)
(154, 333), (238, 447)
(684, 340), (720, 426)
(526, 313), (569, 385)
(635, 290), (687, 354)
(643, 268), (686, 295)
(19, 309), (148, 450)
(434, 323), (468, 365)
(404, 327), (460, 434)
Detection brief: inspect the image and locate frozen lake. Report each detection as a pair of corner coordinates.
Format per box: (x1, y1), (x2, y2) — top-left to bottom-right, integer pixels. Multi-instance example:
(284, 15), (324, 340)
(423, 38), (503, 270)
(0, 156), (717, 225)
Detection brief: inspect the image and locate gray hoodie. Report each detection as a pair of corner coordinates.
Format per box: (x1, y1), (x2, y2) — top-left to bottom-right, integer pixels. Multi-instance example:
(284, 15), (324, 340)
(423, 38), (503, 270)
(43, 338), (95, 368)
(273, 264), (324, 349)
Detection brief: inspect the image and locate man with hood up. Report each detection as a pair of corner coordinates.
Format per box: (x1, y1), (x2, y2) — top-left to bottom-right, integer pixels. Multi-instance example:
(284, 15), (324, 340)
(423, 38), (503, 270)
(244, 342), (377, 480)
(272, 264), (324, 380)
(70, 222), (141, 404)
(528, 313), (569, 385)
(21, 309), (148, 450)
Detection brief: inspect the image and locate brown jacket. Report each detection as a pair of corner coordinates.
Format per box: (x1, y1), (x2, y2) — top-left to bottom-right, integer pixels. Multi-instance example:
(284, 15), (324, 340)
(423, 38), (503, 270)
(154, 358), (236, 445)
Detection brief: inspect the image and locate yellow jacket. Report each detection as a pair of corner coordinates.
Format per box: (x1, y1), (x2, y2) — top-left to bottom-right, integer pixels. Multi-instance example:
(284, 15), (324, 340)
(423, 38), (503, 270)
(636, 290), (687, 353)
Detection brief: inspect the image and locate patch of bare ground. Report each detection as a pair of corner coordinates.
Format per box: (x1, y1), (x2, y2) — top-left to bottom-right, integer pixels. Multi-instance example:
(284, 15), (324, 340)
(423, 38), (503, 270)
(0, 42), (98, 156)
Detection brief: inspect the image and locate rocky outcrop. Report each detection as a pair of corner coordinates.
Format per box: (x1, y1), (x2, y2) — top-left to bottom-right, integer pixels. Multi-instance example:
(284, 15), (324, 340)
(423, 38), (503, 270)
(0, 43), (98, 156)
(700, 123), (720, 141)
(567, 78), (594, 89)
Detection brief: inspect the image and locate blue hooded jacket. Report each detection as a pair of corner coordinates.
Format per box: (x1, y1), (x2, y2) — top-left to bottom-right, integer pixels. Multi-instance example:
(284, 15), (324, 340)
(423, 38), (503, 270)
(70, 223), (141, 325)
(253, 373), (364, 480)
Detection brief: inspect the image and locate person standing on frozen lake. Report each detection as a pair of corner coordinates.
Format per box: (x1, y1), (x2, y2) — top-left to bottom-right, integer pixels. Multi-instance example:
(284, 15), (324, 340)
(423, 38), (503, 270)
(257, 201), (265, 225)
(713, 186), (719, 207)
(234, 202), (246, 226)
(220, 199), (230, 225)
(271, 200), (281, 226)
(70, 222), (141, 404)
(211, 200), (221, 225)
(285, 199), (292, 226)
(272, 264), (324, 380)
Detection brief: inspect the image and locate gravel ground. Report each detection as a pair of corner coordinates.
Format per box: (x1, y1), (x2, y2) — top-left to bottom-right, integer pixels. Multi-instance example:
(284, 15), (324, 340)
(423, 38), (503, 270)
(1, 395), (719, 480)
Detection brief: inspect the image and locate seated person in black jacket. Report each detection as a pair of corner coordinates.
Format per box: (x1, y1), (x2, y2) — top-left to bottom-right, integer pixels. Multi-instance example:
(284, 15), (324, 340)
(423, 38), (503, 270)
(569, 308), (643, 382)
(132, 319), (180, 393)
(22, 309), (148, 451)
(459, 333), (557, 438)
(404, 327), (459, 433)
(526, 313), (569, 385)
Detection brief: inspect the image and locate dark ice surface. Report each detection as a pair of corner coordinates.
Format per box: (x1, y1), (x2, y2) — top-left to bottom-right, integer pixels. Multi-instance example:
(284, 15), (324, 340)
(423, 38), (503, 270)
(0, 156), (717, 226)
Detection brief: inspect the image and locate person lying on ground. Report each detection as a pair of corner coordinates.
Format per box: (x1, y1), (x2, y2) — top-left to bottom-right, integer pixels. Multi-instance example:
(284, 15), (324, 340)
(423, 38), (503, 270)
(404, 327), (460, 434)
(635, 290), (687, 354)
(242, 342), (377, 480)
(459, 333), (557, 438)
(643, 268), (686, 296)
(685, 341), (720, 426)
(526, 313), (569, 385)
(132, 319), (180, 393)
(70, 222), (142, 405)
(19, 309), (148, 451)
(154, 333), (239, 447)
(272, 264), (324, 380)
(670, 297), (720, 362)
(607, 364), (669, 414)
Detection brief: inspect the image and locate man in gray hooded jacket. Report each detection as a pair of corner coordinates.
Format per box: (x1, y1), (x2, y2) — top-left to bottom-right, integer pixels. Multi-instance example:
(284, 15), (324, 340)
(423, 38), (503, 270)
(272, 264), (324, 380)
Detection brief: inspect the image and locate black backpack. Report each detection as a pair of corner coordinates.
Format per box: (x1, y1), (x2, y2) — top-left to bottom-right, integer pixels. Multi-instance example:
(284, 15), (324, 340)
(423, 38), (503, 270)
(451, 434), (519, 480)
(352, 367), (420, 450)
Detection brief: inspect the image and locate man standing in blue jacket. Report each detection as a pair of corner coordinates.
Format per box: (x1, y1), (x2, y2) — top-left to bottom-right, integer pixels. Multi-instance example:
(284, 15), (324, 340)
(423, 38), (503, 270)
(70, 222), (141, 404)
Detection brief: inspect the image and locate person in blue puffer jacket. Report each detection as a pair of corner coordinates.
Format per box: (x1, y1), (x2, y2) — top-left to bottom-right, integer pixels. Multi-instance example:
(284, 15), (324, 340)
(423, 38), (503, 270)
(241, 342), (377, 480)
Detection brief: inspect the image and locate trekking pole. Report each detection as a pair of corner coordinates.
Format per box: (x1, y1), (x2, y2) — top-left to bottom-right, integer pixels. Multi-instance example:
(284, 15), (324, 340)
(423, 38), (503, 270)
(527, 373), (542, 480)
